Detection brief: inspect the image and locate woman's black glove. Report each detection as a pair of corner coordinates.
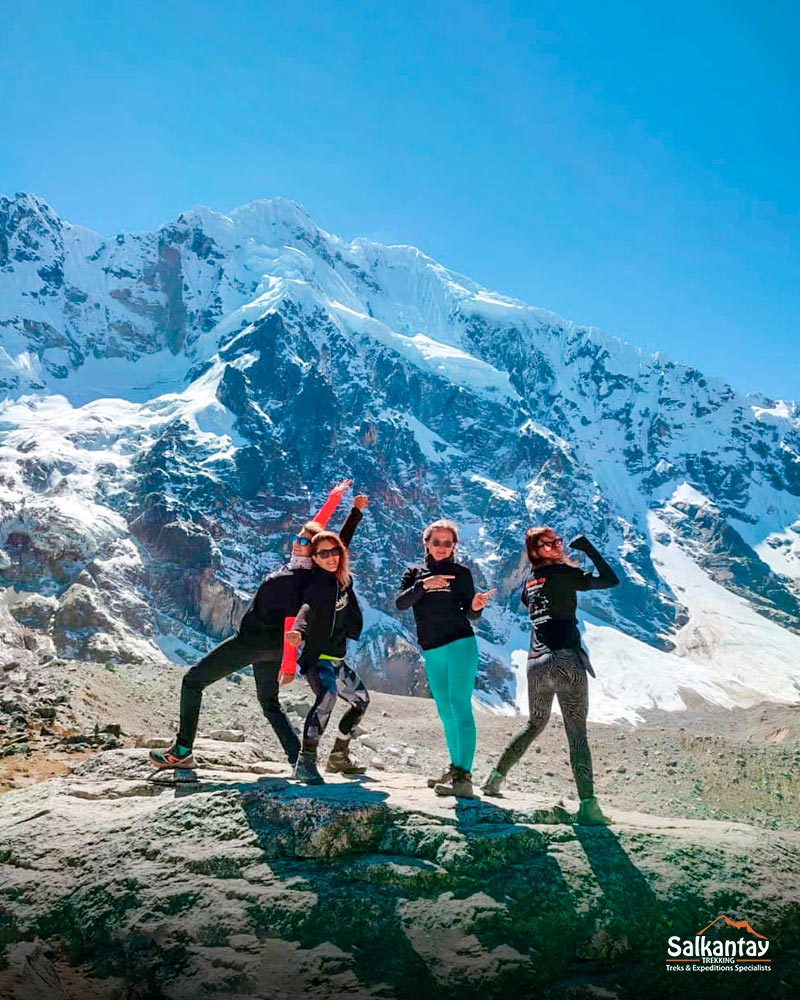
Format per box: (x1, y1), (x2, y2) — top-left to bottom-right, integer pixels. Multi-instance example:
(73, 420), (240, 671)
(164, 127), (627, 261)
(568, 534), (593, 552)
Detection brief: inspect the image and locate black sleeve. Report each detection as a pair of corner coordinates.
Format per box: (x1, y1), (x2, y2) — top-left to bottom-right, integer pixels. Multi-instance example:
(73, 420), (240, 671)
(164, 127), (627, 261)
(460, 567), (482, 621)
(346, 587), (364, 640)
(395, 567), (425, 610)
(575, 542), (620, 591)
(338, 507), (362, 548)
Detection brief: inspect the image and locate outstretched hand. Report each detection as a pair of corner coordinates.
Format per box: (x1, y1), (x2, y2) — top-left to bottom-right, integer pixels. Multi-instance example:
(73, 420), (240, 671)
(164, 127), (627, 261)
(332, 478), (353, 495)
(286, 630), (303, 647)
(353, 494), (369, 510)
(568, 535), (592, 552)
(471, 589), (496, 611)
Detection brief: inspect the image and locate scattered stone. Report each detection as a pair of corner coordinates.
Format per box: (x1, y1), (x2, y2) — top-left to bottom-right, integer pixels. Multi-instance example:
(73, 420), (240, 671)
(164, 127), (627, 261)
(208, 729), (245, 742)
(135, 736), (173, 749)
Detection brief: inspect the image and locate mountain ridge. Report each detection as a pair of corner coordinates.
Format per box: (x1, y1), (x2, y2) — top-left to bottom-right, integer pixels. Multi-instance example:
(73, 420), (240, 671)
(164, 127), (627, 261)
(1, 192), (799, 721)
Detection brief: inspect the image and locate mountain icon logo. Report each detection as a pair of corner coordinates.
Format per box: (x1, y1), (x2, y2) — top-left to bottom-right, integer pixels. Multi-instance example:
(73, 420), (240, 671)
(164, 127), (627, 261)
(696, 915), (768, 940)
(667, 914), (771, 967)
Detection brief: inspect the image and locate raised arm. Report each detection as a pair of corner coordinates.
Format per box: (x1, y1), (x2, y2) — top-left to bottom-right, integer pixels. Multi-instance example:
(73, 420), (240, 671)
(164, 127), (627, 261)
(338, 495), (367, 548)
(395, 567), (425, 610)
(569, 536), (620, 590)
(312, 479), (352, 529)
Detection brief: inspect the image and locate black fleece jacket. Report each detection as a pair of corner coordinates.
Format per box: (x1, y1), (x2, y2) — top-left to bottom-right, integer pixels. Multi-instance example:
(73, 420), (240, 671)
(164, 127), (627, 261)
(395, 555), (481, 651)
(523, 539), (619, 658)
(238, 507), (362, 636)
(293, 567), (364, 667)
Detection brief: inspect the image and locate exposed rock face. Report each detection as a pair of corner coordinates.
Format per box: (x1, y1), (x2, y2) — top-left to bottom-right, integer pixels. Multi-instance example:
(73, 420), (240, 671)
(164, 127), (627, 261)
(0, 193), (799, 717)
(0, 742), (798, 999)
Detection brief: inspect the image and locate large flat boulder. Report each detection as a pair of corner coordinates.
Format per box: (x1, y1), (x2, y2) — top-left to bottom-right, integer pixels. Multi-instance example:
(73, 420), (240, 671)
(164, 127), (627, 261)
(0, 741), (798, 998)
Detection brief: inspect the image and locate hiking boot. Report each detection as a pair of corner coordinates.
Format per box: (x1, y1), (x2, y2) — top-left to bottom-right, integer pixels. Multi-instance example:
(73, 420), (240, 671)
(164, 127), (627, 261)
(452, 768), (477, 799)
(293, 750), (325, 785)
(427, 763), (455, 789)
(435, 767), (476, 799)
(576, 796), (609, 826)
(326, 737), (366, 775)
(149, 743), (195, 770)
(481, 768), (505, 797)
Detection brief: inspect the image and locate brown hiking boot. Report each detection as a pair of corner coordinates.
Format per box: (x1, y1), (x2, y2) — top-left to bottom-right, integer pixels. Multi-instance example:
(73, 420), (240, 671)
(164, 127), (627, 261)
(325, 737), (366, 775)
(435, 767), (477, 799)
(427, 763), (455, 789)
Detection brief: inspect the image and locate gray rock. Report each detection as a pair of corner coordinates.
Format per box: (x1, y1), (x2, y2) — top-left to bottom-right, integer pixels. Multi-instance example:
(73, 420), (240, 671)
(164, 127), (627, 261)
(208, 728), (246, 742)
(135, 735), (173, 748)
(0, 743), (799, 999)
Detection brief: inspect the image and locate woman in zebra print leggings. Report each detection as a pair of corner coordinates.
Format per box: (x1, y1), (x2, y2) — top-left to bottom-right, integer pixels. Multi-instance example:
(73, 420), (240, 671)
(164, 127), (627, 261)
(482, 527), (619, 825)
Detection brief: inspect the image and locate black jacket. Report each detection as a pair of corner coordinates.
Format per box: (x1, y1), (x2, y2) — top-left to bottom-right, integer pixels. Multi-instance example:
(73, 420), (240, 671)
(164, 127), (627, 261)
(238, 507), (362, 636)
(395, 556), (481, 651)
(523, 540), (619, 659)
(293, 567), (363, 666)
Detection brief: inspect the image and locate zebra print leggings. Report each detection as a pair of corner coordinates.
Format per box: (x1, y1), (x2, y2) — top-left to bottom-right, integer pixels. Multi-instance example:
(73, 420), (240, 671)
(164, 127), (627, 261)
(496, 648), (595, 799)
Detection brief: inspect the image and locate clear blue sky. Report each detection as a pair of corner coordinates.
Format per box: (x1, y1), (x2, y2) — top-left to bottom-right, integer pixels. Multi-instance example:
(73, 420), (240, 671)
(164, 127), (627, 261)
(2, 0), (798, 399)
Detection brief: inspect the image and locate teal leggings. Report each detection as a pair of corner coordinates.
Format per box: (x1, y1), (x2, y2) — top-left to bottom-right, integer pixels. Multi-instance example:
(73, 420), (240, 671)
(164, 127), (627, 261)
(422, 635), (479, 771)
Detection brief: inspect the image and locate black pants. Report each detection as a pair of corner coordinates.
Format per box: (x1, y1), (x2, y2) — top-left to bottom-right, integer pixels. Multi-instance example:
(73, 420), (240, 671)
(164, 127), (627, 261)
(496, 649), (595, 799)
(302, 658), (370, 752)
(176, 628), (300, 763)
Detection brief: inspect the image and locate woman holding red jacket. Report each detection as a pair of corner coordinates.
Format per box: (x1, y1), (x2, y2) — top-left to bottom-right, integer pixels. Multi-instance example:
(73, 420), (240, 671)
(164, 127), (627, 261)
(482, 528), (619, 825)
(287, 531), (368, 785)
(150, 481), (364, 770)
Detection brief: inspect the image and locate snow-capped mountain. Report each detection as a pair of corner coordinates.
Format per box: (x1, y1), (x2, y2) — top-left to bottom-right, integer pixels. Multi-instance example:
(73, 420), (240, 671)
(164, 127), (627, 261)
(1, 191), (799, 722)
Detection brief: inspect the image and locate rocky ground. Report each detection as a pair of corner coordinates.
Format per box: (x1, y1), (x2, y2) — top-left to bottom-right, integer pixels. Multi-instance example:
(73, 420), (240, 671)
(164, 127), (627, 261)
(3, 653), (800, 831)
(1, 654), (800, 999)
(1, 738), (800, 1000)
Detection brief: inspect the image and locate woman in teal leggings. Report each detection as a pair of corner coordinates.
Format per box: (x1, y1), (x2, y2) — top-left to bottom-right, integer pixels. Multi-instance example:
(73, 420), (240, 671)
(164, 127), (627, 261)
(396, 519), (494, 798)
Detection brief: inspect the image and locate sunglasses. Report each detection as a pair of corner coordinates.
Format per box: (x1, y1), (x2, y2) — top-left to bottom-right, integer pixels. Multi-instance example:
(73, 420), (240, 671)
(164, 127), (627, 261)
(429, 539), (455, 549)
(293, 535), (312, 547)
(315, 547), (341, 559)
(539, 537), (563, 549)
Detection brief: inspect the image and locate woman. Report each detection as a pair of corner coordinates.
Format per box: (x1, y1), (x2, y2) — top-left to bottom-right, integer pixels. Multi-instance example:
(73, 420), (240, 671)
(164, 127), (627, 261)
(395, 520), (494, 798)
(287, 531), (369, 785)
(482, 528), (619, 825)
(149, 480), (361, 771)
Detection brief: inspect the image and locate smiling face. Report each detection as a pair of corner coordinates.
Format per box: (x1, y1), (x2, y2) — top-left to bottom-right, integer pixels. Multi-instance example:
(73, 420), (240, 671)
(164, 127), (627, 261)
(312, 543), (342, 573)
(425, 528), (456, 560)
(291, 530), (315, 558)
(536, 534), (563, 556)
(291, 520), (323, 558)
(525, 526), (566, 566)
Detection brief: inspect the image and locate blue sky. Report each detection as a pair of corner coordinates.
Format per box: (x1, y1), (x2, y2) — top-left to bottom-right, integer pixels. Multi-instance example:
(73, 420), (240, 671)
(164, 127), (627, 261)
(2, 0), (798, 399)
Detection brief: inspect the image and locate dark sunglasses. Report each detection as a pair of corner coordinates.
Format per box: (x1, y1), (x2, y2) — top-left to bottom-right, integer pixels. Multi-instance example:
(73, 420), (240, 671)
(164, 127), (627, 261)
(429, 539), (454, 549)
(293, 535), (312, 547)
(315, 547), (341, 559)
(539, 536), (563, 549)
